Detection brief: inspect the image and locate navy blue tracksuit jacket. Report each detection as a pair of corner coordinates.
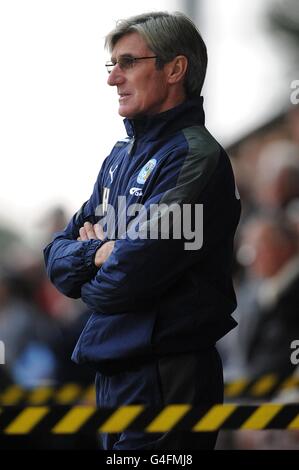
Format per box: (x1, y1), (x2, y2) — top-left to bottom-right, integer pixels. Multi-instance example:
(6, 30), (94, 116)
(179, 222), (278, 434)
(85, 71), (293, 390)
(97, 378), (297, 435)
(44, 97), (241, 373)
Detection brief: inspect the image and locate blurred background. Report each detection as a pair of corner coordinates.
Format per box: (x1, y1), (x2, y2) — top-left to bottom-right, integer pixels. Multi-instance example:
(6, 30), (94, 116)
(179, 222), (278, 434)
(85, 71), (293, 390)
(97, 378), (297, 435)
(1, 0), (299, 450)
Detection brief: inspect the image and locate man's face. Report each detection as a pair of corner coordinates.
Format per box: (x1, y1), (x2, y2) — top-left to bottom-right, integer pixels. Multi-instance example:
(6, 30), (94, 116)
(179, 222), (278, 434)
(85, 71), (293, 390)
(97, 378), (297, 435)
(107, 32), (173, 118)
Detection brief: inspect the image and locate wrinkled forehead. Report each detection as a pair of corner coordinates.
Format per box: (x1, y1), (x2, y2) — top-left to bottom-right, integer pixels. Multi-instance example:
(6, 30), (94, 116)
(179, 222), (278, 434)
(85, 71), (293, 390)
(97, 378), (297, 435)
(111, 31), (152, 60)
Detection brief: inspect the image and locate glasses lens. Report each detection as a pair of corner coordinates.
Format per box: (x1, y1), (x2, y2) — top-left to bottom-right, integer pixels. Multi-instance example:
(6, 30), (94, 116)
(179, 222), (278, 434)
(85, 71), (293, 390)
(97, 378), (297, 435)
(106, 56), (156, 73)
(118, 57), (134, 70)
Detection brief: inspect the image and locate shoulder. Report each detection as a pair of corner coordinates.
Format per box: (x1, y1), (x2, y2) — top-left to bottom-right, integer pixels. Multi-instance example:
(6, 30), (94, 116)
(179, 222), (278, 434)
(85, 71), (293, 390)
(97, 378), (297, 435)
(175, 125), (223, 186)
(182, 125), (221, 168)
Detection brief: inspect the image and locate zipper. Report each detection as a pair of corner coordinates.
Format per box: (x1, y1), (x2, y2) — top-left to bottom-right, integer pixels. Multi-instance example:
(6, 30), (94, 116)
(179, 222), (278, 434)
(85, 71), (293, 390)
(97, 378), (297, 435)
(127, 119), (139, 156)
(127, 136), (137, 156)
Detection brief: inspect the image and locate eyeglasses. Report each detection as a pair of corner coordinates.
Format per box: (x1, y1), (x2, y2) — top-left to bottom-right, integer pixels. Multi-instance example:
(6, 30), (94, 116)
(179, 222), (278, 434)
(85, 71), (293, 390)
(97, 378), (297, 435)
(105, 56), (158, 74)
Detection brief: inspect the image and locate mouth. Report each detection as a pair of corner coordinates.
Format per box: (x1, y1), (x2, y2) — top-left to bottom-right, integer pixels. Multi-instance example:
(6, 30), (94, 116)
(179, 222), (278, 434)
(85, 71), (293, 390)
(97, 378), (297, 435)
(118, 92), (131, 102)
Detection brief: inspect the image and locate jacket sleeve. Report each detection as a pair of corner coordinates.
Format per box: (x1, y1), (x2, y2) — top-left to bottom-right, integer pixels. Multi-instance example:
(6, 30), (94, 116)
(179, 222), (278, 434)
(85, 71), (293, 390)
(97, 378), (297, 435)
(43, 167), (106, 299)
(80, 141), (226, 313)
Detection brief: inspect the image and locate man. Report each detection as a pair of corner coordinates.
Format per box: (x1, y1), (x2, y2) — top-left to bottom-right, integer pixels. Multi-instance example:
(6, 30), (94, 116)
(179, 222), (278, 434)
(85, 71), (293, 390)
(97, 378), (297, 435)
(235, 214), (299, 380)
(44, 11), (241, 450)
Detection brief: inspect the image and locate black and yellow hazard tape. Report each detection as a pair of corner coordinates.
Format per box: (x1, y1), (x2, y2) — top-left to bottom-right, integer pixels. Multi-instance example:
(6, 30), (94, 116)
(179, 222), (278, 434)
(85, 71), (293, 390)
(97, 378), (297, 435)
(0, 383), (96, 406)
(224, 373), (299, 398)
(1, 373), (299, 405)
(1, 404), (299, 434)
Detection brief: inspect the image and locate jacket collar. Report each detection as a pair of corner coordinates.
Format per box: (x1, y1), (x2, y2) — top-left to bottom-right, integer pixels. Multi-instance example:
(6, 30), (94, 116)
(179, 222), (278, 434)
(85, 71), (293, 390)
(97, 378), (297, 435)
(124, 96), (205, 140)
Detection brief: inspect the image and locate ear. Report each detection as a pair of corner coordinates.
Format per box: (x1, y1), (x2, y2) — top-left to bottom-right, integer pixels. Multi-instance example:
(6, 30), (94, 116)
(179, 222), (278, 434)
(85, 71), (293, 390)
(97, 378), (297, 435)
(166, 55), (188, 85)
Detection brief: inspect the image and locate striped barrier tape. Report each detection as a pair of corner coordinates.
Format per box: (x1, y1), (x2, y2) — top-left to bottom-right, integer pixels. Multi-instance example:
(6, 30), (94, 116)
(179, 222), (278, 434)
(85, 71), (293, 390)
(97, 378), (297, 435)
(1, 404), (299, 434)
(224, 373), (299, 398)
(1, 374), (299, 405)
(0, 383), (96, 406)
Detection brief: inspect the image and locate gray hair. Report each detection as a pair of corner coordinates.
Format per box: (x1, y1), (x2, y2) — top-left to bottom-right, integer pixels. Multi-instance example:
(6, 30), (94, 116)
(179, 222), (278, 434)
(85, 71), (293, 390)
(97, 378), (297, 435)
(105, 11), (208, 98)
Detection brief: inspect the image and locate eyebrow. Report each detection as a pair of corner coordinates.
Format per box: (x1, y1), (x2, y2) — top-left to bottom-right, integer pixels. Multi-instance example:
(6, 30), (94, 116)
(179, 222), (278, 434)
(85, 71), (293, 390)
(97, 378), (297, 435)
(110, 53), (135, 62)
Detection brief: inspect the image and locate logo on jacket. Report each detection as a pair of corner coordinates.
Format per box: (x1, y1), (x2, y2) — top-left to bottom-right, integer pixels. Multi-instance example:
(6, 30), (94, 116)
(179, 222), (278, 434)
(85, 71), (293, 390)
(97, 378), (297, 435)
(129, 187), (143, 197)
(137, 159), (157, 185)
(109, 164), (118, 183)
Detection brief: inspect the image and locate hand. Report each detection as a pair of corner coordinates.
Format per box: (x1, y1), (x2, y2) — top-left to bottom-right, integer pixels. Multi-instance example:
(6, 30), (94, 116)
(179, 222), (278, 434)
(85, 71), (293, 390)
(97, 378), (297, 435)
(77, 222), (115, 267)
(94, 241), (115, 268)
(77, 221), (104, 241)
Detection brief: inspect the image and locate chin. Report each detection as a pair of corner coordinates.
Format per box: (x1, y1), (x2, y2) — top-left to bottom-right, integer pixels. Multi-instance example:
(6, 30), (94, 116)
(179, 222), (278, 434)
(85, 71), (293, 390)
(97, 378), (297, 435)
(118, 104), (140, 119)
(119, 108), (131, 118)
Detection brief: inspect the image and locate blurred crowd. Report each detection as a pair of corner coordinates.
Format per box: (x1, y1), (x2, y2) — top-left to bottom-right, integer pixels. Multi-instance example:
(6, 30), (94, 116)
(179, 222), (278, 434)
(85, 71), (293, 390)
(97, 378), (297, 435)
(216, 105), (299, 449)
(0, 207), (95, 389)
(1, 105), (299, 449)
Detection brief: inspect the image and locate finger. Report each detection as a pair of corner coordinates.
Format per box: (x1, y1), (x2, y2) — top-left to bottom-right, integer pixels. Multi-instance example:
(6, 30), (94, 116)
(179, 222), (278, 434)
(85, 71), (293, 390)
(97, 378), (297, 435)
(94, 223), (105, 240)
(84, 221), (97, 239)
(107, 241), (115, 256)
(103, 241), (115, 261)
(77, 236), (82, 241)
(94, 241), (115, 267)
(79, 227), (88, 241)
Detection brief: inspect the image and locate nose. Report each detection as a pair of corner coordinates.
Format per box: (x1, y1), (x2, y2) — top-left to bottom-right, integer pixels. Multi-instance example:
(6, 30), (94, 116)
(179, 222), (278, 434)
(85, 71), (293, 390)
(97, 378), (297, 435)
(107, 65), (125, 86)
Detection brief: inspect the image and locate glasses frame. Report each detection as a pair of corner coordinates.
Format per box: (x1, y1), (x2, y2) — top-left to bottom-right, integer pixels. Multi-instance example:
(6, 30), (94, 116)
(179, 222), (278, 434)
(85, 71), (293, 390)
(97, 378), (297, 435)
(105, 55), (158, 74)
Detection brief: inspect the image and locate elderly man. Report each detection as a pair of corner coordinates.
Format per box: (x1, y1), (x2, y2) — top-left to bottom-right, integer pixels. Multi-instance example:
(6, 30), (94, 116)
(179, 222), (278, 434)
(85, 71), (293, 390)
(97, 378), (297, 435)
(44, 11), (241, 450)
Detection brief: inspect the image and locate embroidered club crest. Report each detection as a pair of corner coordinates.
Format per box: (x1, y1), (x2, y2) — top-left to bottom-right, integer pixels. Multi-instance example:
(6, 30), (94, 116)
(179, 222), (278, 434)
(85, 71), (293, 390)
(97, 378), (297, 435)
(137, 159), (157, 185)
